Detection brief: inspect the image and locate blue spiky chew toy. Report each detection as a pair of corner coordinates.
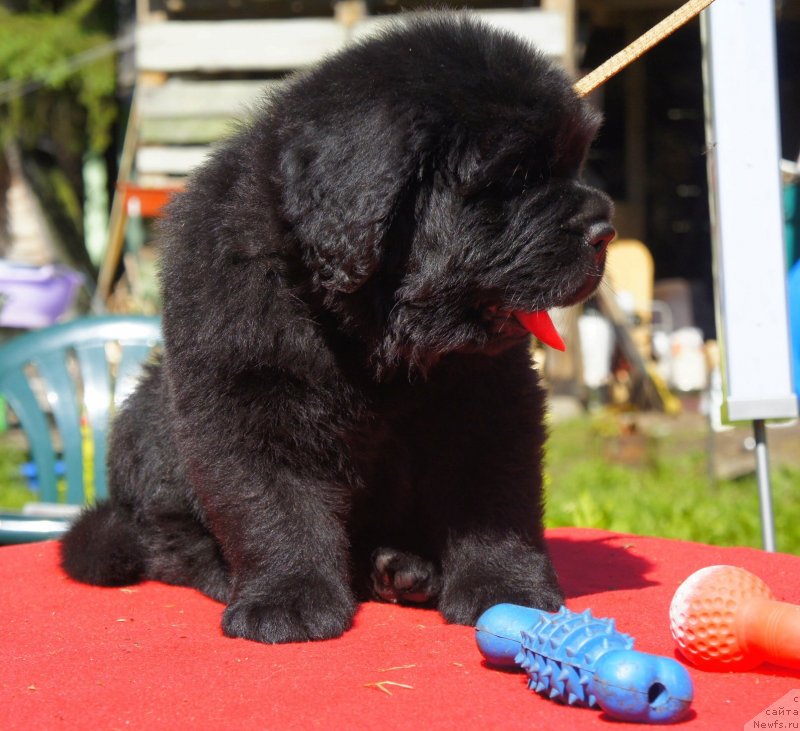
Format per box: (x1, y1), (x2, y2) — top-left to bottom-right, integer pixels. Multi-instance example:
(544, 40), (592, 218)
(476, 604), (693, 724)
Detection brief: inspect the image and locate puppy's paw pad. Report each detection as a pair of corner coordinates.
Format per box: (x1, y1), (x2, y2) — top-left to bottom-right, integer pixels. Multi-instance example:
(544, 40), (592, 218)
(222, 586), (355, 643)
(371, 547), (441, 604)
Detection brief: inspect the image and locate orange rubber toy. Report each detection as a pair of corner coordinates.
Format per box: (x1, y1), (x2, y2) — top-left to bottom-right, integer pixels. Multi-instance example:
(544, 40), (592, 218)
(669, 565), (800, 671)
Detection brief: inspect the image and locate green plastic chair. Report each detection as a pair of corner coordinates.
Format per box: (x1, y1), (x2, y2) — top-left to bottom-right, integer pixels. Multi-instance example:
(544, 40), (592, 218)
(0, 315), (161, 543)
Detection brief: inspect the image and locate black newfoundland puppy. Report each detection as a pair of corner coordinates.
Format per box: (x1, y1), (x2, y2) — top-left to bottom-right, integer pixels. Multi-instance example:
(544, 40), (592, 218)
(62, 13), (614, 643)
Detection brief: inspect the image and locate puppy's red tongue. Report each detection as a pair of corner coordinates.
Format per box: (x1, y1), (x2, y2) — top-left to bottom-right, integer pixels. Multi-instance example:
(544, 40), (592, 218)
(514, 310), (566, 351)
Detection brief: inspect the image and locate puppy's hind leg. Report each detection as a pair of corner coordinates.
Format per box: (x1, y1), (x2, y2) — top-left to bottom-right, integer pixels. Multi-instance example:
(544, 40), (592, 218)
(143, 509), (232, 603)
(60, 500), (232, 603)
(369, 547), (441, 605)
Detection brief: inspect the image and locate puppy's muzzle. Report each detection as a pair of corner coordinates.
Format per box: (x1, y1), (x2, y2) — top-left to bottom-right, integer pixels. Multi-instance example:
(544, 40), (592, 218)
(560, 221), (615, 307)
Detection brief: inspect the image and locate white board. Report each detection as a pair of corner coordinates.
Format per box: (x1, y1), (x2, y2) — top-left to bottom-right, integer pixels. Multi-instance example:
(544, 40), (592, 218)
(136, 19), (348, 73)
(702, 0), (798, 422)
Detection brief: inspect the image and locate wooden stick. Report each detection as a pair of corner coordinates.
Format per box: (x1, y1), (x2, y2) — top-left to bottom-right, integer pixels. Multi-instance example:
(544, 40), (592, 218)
(93, 88), (141, 311)
(573, 0), (717, 97)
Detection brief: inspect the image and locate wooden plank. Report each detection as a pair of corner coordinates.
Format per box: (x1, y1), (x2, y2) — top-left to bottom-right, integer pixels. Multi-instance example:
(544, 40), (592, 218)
(475, 9), (567, 59)
(140, 117), (237, 144)
(136, 173), (186, 189)
(136, 146), (213, 176)
(136, 11), (567, 74)
(139, 80), (279, 119)
(540, 0), (575, 71)
(350, 10), (567, 60)
(136, 18), (348, 72)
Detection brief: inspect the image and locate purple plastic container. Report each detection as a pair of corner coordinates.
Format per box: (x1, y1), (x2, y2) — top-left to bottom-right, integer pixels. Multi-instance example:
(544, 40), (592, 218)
(0, 261), (84, 329)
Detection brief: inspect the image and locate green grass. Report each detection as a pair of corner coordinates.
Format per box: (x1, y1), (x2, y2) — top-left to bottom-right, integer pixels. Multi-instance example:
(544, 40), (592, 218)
(544, 415), (800, 555)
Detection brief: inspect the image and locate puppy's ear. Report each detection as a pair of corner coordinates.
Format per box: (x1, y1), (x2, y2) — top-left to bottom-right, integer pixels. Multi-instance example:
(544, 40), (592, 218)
(277, 111), (418, 293)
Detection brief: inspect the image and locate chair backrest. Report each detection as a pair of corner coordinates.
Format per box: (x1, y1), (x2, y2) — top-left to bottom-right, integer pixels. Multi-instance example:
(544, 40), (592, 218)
(0, 316), (161, 506)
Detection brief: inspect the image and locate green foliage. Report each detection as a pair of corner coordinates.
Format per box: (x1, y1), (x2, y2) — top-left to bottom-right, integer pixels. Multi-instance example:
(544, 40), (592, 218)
(0, 0), (117, 152)
(0, 436), (36, 510)
(545, 416), (800, 555)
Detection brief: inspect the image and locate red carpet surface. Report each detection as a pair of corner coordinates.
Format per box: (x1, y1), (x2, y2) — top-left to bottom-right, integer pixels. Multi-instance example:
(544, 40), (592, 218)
(2, 527), (799, 730)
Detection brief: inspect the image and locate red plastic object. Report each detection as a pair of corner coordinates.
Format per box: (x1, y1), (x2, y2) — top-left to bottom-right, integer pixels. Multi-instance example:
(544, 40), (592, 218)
(119, 185), (183, 218)
(669, 565), (800, 671)
(514, 310), (566, 351)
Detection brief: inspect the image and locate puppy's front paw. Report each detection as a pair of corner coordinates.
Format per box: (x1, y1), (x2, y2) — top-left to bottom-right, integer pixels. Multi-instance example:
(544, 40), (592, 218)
(439, 579), (563, 626)
(438, 541), (563, 626)
(370, 547), (441, 605)
(222, 578), (356, 643)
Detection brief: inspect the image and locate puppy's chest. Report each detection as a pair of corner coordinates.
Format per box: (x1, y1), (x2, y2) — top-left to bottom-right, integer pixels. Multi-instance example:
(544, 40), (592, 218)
(343, 384), (440, 486)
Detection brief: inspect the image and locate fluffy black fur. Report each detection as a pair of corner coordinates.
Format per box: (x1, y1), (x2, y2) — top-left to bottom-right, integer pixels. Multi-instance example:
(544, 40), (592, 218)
(61, 13), (614, 644)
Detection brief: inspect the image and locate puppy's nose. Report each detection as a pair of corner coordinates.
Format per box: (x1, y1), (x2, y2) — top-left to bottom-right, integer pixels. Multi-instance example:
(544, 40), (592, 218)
(587, 222), (616, 253)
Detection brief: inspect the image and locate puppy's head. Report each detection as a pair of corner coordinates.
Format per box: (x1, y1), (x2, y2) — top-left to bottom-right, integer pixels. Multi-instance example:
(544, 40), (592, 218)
(274, 13), (614, 374)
